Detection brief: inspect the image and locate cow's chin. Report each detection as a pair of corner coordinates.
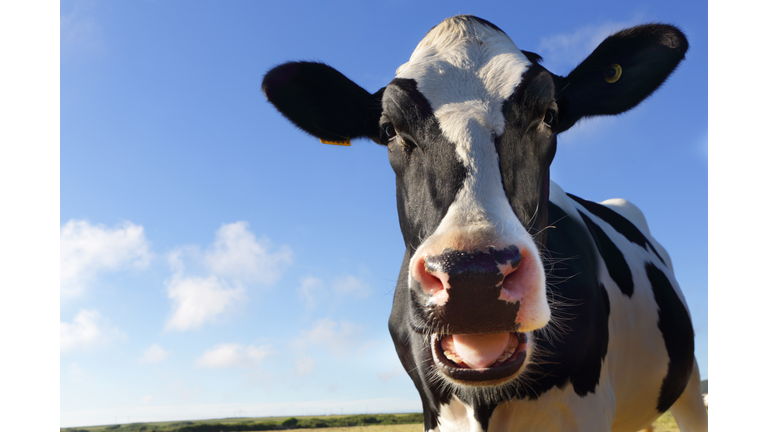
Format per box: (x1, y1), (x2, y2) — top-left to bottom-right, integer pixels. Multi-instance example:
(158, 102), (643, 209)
(430, 332), (529, 386)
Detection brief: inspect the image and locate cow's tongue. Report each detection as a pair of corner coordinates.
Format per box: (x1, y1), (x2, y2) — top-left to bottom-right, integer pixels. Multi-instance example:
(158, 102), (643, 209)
(446, 333), (511, 369)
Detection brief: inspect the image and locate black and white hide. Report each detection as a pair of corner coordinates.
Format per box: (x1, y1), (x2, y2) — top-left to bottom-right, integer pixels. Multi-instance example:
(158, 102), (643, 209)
(261, 15), (707, 432)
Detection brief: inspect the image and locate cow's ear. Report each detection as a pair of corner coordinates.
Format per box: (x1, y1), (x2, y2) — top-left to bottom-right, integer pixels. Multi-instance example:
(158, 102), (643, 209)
(262, 61), (384, 145)
(555, 24), (688, 132)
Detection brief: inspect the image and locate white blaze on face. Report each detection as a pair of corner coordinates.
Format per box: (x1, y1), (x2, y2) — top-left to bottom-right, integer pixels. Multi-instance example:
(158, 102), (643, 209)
(398, 18), (549, 332)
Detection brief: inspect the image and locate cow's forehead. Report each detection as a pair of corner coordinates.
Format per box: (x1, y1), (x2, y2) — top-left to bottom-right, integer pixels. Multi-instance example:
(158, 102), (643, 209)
(389, 17), (533, 168)
(395, 19), (531, 107)
(392, 17), (532, 147)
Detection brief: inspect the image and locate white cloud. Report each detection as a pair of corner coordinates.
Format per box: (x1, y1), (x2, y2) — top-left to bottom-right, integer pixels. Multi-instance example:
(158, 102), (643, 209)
(297, 274), (371, 311)
(295, 319), (374, 357)
(290, 319), (379, 378)
(196, 343), (276, 368)
(203, 222), (292, 284)
(331, 274), (371, 299)
(138, 344), (170, 364)
(246, 345), (276, 362)
(60, 309), (123, 352)
(141, 395), (154, 405)
(164, 274), (246, 331)
(164, 222), (293, 331)
(297, 275), (323, 310)
(60, 220), (151, 297)
(537, 20), (640, 73)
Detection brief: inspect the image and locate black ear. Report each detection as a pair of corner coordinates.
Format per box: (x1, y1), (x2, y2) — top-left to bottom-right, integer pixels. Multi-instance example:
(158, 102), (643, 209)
(555, 24), (689, 132)
(262, 61), (384, 145)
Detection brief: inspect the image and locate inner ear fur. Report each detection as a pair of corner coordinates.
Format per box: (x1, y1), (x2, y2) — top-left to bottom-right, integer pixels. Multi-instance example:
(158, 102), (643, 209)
(262, 61), (384, 144)
(555, 24), (689, 132)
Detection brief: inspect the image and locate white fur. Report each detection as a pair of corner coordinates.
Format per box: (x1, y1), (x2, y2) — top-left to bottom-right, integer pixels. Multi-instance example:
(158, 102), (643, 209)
(432, 396), (485, 432)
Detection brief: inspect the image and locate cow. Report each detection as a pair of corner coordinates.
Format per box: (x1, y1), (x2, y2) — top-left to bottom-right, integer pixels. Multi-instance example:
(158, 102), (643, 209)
(261, 15), (707, 432)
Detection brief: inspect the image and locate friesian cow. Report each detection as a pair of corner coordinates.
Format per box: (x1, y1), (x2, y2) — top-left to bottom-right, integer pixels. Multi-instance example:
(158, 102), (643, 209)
(262, 15), (707, 432)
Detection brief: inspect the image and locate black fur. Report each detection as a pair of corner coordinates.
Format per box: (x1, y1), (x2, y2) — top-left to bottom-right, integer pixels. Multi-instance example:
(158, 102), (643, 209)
(498, 64), (558, 245)
(646, 263), (695, 413)
(577, 209), (635, 297)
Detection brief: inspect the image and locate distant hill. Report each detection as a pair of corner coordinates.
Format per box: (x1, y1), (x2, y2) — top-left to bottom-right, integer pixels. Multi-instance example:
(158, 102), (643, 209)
(701, 379), (708, 394)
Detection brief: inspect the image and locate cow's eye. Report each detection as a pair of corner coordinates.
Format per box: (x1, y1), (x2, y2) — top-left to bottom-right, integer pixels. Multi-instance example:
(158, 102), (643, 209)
(384, 124), (397, 140)
(543, 109), (556, 127)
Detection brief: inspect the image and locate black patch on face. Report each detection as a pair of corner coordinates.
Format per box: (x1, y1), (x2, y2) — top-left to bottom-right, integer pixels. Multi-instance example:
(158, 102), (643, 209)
(576, 210), (635, 297)
(568, 193), (666, 266)
(645, 263), (694, 413)
(497, 65), (558, 245)
(382, 79), (467, 255)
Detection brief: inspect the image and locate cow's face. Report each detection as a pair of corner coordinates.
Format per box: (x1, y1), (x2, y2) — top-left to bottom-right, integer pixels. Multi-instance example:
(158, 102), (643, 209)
(262, 14), (688, 394)
(380, 17), (555, 386)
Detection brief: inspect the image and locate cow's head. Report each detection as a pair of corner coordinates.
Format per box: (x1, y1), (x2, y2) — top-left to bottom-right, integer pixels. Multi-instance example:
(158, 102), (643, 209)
(262, 16), (687, 391)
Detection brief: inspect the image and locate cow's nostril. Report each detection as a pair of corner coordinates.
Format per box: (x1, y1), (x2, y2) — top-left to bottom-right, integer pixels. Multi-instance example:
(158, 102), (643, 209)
(414, 257), (447, 295)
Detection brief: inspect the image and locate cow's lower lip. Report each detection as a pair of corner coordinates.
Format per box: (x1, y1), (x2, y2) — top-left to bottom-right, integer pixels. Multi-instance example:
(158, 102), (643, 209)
(431, 332), (528, 384)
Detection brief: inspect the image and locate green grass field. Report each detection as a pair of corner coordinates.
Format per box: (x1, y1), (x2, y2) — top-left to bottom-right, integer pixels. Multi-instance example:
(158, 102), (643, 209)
(62, 410), (694, 432)
(649, 410), (680, 431)
(295, 426), (423, 432)
(61, 413), (422, 432)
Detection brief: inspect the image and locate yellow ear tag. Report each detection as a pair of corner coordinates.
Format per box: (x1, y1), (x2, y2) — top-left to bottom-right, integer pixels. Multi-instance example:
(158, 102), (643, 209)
(604, 64), (622, 83)
(320, 138), (351, 146)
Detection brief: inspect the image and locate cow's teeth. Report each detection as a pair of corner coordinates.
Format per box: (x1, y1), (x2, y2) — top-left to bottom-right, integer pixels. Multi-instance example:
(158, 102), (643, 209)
(444, 351), (464, 365)
(495, 346), (517, 363)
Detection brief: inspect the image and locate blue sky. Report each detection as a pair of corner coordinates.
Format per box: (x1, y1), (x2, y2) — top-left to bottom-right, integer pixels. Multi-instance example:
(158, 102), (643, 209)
(55, 0), (709, 428)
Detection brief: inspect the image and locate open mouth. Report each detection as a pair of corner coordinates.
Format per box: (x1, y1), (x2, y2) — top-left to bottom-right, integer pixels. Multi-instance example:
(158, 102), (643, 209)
(431, 332), (528, 384)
